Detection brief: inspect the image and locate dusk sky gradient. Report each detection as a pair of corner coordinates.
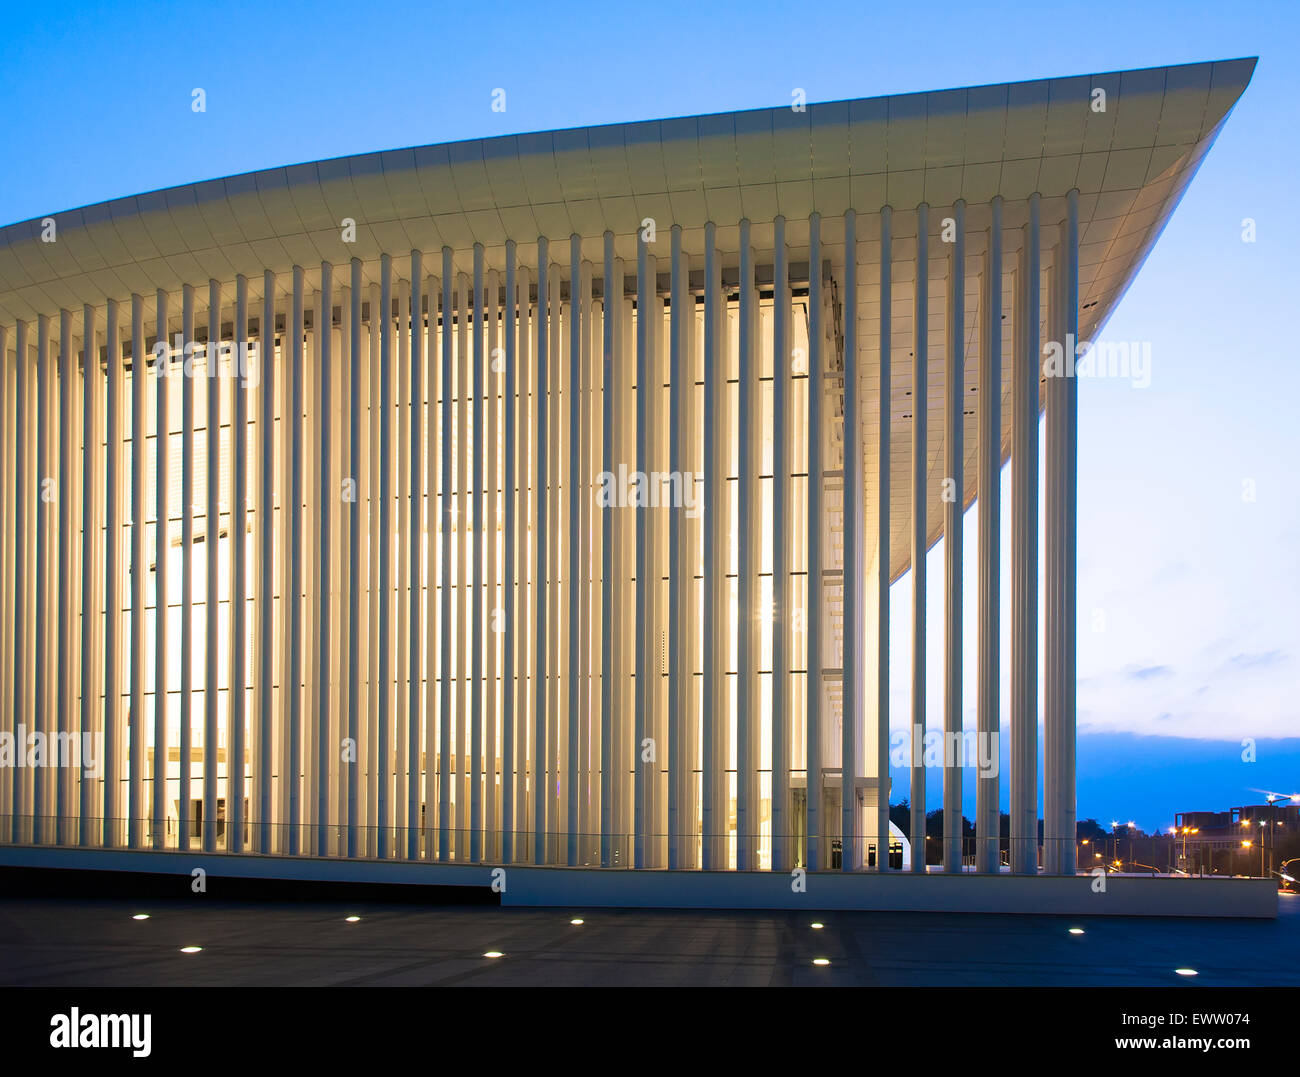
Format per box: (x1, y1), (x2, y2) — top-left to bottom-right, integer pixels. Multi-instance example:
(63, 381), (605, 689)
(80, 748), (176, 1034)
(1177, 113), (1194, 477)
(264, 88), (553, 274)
(1, 0), (1296, 833)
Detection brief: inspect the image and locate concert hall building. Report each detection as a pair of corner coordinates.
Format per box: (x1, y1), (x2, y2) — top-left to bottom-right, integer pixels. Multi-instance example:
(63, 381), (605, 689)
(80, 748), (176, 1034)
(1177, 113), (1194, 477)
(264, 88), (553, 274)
(0, 59), (1258, 906)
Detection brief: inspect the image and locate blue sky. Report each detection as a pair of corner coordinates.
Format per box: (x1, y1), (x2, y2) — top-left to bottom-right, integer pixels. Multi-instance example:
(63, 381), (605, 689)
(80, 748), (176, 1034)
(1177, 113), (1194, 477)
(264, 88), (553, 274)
(1, 0), (1296, 832)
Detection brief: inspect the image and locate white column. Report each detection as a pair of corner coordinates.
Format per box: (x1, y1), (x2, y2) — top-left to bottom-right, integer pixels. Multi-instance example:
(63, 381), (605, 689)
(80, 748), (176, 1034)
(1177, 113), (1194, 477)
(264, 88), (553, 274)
(313, 265), (332, 856)
(151, 292), (168, 851)
(282, 273), (299, 853)
(1011, 194), (1040, 875)
(79, 305), (101, 846)
(101, 310), (120, 846)
(503, 241), (518, 862)
(486, 266), (501, 861)
(57, 309), (73, 846)
(408, 252), (423, 860)
(393, 276), (410, 848)
(668, 225), (689, 869)
(876, 207), (893, 871)
(771, 216), (790, 873)
(256, 273), (275, 853)
(1062, 189), (1079, 874)
(976, 198), (1003, 874)
(207, 279), (225, 853)
(1046, 190), (1079, 875)
(457, 271), (470, 856)
(702, 222), (722, 870)
(842, 209), (861, 872)
(344, 261), (361, 855)
(599, 234), (615, 866)
(943, 200), (965, 873)
(634, 231), (651, 870)
(231, 275), (249, 854)
(0, 325), (8, 841)
(126, 302), (143, 848)
(533, 241), (549, 866)
(423, 265), (440, 859)
(180, 283), (195, 853)
(572, 234), (587, 868)
(737, 219), (757, 871)
(471, 245), (485, 862)
(807, 214), (823, 872)
(376, 255), (392, 858)
(439, 252), (454, 860)
(909, 205), (928, 872)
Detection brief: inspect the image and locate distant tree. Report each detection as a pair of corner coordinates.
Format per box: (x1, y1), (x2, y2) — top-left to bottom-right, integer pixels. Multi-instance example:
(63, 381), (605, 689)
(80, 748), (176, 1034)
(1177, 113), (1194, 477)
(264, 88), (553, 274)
(1077, 818), (1108, 842)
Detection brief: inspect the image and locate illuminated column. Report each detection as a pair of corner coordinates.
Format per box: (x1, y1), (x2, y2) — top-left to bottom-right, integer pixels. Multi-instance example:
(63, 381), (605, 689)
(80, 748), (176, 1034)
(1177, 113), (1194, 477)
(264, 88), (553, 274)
(57, 310), (73, 846)
(256, 273), (275, 854)
(533, 239), (549, 866)
(1046, 190), (1080, 875)
(314, 265), (332, 856)
(771, 216), (790, 873)
(943, 201), (965, 873)
(600, 233), (617, 867)
(347, 260), (362, 857)
(230, 276), (249, 855)
(423, 263), (440, 860)
(361, 284), (378, 855)
(408, 256), (423, 861)
(1, 324), (14, 841)
(842, 209), (861, 872)
(207, 279), (225, 853)
(736, 219), (757, 871)
(1064, 189), (1079, 876)
(668, 225), (689, 869)
(38, 313), (53, 843)
(909, 206), (928, 873)
(79, 305), (101, 846)
(394, 275), (410, 848)
(376, 255), (392, 858)
(503, 241), (519, 863)
(471, 244), (485, 863)
(976, 198), (1002, 875)
(517, 262), (533, 859)
(457, 270), (470, 856)
(634, 230), (650, 870)
(439, 252), (453, 861)
(36, 314), (51, 840)
(567, 234), (582, 867)
(102, 309), (120, 846)
(0, 327), (10, 840)
(577, 260), (594, 863)
(806, 213), (823, 872)
(486, 265), (501, 862)
(150, 292), (168, 851)
(702, 221), (724, 870)
(181, 285), (196, 852)
(876, 206), (893, 871)
(1011, 194), (1041, 876)
(126, 301), (143, 848)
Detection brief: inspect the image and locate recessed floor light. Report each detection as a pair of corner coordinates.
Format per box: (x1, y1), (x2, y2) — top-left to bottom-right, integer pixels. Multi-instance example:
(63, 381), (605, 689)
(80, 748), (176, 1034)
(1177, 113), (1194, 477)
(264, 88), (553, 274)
(812, 958), (830, 966)
(132, 914), (150, 921)
(345, 916), (361, 923)
(1175, 968), (1198, 976)
(179, 946), (202, 954)
(483, 950), (504, 959)
(811, 922), (824, 930)
(1068, 928), (1084, 935)
(570, 918), (584, 925)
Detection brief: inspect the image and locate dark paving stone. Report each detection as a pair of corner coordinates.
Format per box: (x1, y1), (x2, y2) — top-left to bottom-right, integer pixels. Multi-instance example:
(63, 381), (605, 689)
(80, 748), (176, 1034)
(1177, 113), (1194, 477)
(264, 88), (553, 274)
(0, 893), (1296, 987)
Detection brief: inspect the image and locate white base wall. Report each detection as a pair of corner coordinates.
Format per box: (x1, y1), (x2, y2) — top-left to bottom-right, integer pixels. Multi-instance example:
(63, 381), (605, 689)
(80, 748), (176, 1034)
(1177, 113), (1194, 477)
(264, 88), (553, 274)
(0, 846), (1277, 919)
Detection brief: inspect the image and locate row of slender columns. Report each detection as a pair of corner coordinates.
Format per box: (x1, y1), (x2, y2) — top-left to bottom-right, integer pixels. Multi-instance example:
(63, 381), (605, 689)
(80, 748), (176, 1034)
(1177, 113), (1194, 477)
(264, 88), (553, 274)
(0, 206), (1078, 873)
